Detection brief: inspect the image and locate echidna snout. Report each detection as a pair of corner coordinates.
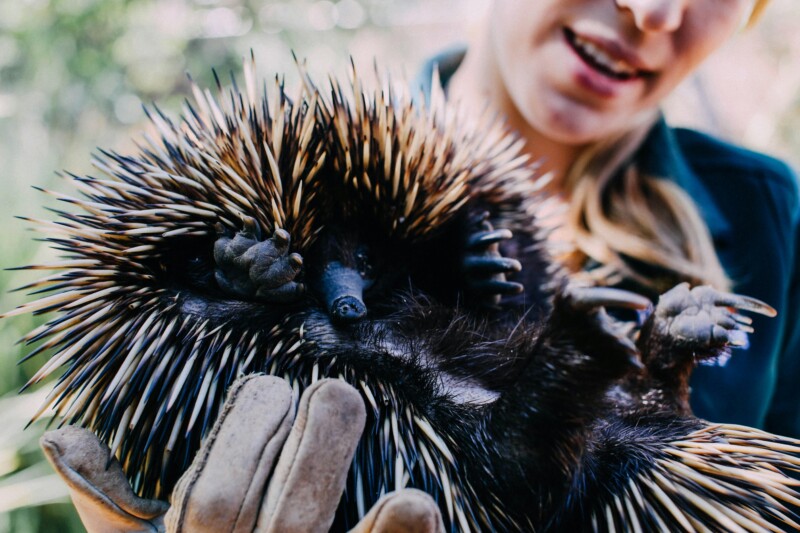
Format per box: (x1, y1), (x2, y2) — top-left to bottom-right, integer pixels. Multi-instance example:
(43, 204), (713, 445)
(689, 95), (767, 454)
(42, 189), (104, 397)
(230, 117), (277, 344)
(332, 294), (367, 323)
(307, 226), (381, 325)
(317, 261), (372, 324)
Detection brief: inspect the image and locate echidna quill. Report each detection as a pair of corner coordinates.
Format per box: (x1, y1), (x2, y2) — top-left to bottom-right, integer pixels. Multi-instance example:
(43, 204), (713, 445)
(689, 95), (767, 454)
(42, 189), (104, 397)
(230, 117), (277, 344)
(6, 55), (800, 532)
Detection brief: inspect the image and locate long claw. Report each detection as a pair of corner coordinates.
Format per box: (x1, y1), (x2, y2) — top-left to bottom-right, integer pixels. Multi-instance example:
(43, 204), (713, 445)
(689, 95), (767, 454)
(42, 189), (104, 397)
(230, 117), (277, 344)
(463, 256), (522, 274)
(214, 222), (229, 237)
(467, 279), (524, 295)
(272, 228), (290, 248)
(466, 229), (513, 249)
(241, 215), (262, 239)
(255, 281), (306, 302)
(726, 329), (748, 347)
(626, 349), (645, 370)
(288, 253), (303, 269)
(711, 310), (737, 330)
(567, 287), (652, 312)
(712, 292), (777, 317)
(252, 254), (304, 289)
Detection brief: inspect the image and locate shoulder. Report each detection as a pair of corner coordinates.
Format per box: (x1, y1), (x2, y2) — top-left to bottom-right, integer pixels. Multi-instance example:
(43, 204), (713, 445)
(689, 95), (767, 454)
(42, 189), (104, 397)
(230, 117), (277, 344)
(673, 127), (799, 205)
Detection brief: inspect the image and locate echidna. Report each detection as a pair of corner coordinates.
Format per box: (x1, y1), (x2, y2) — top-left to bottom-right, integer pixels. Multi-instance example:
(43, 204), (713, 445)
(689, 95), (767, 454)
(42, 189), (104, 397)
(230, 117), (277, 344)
(6, 55), (800, 532)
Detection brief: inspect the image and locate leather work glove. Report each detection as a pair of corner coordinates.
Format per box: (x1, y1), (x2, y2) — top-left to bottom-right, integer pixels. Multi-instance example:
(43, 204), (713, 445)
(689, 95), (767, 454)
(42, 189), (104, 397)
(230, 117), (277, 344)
(39, 375), (444, 533)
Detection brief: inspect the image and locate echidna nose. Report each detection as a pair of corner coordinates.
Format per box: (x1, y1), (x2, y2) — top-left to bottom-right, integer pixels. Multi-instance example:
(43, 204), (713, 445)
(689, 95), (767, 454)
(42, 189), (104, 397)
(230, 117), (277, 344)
(331, 295), (367, 324)
(316, 261), (370, 325)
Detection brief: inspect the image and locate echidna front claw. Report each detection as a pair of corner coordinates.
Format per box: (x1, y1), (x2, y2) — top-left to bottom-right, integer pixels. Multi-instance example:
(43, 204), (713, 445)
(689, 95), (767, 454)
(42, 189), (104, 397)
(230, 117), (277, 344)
(466, 278), (524, 296)
(565, 286), (652, 313)
(240, 215), (263, 240)
(461, 216), (521, 307)
(214, 226), (305, 304)
(255, 280), (306, 303)
(466, 228), (514, 249)
(462, 256), (522, 274)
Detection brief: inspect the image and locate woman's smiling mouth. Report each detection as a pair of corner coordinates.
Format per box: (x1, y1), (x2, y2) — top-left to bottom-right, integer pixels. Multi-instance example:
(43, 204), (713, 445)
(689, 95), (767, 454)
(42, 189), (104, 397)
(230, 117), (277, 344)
(564, 27), (653, 82)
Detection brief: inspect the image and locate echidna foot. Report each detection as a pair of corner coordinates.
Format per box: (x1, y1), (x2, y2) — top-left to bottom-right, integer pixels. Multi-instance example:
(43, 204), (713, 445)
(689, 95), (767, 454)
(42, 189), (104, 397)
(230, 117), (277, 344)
(462, 212), (523, 307)
(645, 282), (776, 362)
(214, 217), (305, 303)
(552, 284), (651, 371)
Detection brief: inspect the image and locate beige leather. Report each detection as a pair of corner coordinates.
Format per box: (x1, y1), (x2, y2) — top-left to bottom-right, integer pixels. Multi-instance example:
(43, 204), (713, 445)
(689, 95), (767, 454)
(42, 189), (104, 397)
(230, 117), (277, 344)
(40, 375), (443, 533)
(166, 375), (299, 533)
(40, 426), (168, 533)
(258, 379), (366, 532)
(349, 490), (445, 533)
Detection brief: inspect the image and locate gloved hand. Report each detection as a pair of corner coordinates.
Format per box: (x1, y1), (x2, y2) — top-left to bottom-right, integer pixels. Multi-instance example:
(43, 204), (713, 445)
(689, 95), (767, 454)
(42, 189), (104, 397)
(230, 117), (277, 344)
(39, 375), (444, 533)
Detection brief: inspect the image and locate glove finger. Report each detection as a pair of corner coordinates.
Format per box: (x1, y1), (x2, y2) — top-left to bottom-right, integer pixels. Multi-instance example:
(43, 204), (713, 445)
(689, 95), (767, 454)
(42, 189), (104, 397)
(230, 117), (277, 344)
(40, 426), (168, 533)
(166, 374), (296, 533)
(258, 378), (366, 533)
(349, 489), (445, 533)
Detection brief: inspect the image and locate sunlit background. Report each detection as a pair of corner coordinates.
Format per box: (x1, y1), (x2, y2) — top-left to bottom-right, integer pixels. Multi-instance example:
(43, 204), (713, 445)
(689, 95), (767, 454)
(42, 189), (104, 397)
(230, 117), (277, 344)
(0, 0), (798, 531)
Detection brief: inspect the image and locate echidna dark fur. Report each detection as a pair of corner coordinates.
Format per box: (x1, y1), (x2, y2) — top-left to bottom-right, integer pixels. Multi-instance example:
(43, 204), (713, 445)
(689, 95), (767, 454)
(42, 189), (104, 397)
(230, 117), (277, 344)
(7, 55), (800, 532)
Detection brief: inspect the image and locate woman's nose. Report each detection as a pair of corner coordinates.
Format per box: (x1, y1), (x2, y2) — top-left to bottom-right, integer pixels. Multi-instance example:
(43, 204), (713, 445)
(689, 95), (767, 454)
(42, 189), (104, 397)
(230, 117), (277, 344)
(615, 0), (687, 33)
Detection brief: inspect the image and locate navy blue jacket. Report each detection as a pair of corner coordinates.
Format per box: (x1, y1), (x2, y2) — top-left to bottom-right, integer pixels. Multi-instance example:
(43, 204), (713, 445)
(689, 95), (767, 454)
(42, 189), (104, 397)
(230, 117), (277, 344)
(417, 49), (800, 437)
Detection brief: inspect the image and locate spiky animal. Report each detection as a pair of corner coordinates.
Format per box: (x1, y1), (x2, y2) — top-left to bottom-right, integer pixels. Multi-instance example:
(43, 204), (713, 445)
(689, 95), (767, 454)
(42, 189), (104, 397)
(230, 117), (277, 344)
(7, 57), (800, 532)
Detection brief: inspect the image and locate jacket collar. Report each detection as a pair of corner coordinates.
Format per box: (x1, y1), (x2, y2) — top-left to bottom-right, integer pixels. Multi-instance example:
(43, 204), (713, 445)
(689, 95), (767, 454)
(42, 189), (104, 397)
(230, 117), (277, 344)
(412, 45), (466, 105)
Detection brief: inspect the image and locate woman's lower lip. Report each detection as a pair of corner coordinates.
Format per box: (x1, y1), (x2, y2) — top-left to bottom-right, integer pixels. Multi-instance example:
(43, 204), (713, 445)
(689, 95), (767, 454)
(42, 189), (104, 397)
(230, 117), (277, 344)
(564, 30), (641, 99)
(573, 64), (620, 98)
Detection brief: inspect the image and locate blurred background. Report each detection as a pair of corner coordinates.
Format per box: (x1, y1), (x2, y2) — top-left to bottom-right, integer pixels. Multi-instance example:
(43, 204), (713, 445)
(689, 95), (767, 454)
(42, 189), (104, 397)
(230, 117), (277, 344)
(0, 0), (798, 530)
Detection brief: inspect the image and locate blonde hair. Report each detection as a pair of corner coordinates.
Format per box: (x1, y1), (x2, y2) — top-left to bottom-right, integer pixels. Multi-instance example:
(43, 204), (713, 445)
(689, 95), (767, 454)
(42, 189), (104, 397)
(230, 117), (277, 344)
(747, 0), (770, 28)
(555, 0), (773, 293)
(557, 114), (731, 293)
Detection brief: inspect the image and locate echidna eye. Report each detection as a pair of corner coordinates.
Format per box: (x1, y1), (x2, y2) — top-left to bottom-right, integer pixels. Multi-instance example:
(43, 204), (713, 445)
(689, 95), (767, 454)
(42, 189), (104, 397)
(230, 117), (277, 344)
(355, 246), (373, 279)
(186, 254), (214, 279)
(162, 242), (218, 294)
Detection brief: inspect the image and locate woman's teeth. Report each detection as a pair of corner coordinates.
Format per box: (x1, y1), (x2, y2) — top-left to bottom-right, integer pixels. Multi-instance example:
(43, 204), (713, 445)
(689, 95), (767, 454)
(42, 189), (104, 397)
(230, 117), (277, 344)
(566, 30), (641, 80)
(576, 39), (636, 77)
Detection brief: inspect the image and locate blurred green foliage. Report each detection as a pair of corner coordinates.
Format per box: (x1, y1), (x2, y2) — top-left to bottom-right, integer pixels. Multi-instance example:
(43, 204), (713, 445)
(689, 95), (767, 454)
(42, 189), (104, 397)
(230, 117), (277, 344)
(0, 0), (797, 531)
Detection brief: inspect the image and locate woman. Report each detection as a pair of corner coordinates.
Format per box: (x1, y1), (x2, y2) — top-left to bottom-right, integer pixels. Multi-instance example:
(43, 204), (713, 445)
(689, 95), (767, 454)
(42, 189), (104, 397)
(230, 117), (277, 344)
(417, 0), (800, 437)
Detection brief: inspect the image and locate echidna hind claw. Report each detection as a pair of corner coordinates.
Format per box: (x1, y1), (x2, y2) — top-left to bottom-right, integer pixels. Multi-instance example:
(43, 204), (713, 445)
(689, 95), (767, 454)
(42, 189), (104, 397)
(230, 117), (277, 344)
(658, 284), (777, 320)
(564, 286), (652, 313)
(550, 286), (646, 369)
(651, 284), (773, 355)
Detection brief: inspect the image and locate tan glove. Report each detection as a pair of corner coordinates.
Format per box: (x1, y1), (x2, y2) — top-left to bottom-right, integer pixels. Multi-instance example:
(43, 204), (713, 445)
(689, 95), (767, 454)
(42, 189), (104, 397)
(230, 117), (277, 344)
(40, 375), (444, 533)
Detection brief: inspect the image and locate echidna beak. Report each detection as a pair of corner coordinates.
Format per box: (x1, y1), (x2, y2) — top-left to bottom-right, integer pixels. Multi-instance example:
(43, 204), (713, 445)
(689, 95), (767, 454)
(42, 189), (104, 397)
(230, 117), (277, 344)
(317, 261), (371, 325)
(331, 295), (367, 323)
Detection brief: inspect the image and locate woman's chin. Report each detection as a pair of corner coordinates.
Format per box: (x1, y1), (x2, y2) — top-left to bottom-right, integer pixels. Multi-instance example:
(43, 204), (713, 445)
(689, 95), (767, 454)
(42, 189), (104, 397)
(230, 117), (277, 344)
(531, 100), (621, 146)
